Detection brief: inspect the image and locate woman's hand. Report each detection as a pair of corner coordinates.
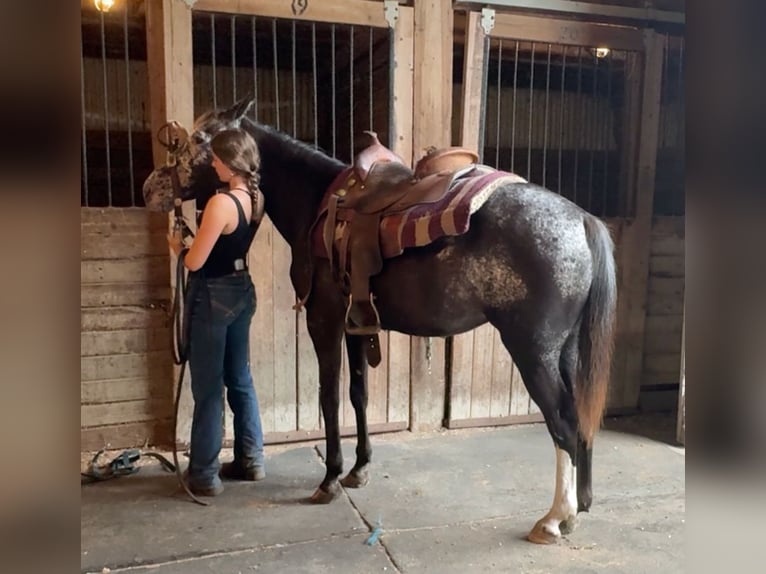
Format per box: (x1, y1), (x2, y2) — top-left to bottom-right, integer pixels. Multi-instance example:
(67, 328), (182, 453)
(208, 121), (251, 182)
(167, 229), (183, 257)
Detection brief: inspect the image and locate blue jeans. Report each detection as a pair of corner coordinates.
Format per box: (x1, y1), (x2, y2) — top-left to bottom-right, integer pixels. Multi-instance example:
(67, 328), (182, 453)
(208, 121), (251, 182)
(186, 271), (264, 488)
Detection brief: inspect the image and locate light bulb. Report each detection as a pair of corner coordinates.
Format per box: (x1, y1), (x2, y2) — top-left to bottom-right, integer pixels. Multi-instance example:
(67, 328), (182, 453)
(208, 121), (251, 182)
(94, 0), (115, 12)
(595, 47), (610, 59)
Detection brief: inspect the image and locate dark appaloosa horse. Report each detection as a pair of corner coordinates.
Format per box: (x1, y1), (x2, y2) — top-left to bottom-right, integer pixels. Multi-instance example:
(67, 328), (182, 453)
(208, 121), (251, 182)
(143, 98), (617, 544)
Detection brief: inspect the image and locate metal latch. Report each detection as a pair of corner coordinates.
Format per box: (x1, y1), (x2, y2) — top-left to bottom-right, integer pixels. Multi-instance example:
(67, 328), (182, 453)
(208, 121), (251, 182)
(481, 7), (495, 35)
(384, 0), (399, 28)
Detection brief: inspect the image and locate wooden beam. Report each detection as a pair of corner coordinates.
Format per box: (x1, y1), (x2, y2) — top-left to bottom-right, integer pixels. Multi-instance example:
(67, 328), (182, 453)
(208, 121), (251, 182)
(193, 0), (390, 28)
(410, 0), (453, 431)
(616, 30), (665, 408)
(490, 12), (644, 51)
(146, 0), (196, 446)
(459, 11), (487, 153)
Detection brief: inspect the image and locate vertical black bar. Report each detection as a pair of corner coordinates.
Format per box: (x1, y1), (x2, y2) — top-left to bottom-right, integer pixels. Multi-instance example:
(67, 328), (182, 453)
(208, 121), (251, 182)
(99, 10), (112, 206)
(558, 46), (566, 194)
(292, 20), (297, 137)
(603, 50), (612, 214)
(589, 50), (598, 211)
(350, 25), (354, 159)
(510, 41), (519, 172)
(81, 42), (89, 206)
(573, 46), (583, 204)
(662, 34), (669, 149)
(331, 24), (336, 157)
(272, 19), (280, 130)
(495, 40), (502, 168)
(231, 16), (237, 102)
(123, 5), (135, 205)
(369, 28), (374, 131)
(527, 43), (535, 181)
(252, 17), (258, 120)
(542, 43), (551, 188)
(312, 23), (318, 147)
(678, 38), (684, 149)
(211, 14), (217, 109)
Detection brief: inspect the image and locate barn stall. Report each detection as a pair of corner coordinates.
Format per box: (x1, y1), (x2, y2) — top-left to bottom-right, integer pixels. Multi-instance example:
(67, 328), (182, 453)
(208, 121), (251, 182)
(80, 0), (685, 451)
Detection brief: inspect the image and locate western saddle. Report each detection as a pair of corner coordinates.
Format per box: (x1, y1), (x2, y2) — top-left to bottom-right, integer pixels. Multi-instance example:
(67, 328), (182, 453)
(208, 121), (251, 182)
(321, 131), (479, 366)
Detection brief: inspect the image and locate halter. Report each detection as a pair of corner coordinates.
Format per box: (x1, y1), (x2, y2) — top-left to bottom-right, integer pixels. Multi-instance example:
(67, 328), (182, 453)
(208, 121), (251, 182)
(156, 120), (195, 240)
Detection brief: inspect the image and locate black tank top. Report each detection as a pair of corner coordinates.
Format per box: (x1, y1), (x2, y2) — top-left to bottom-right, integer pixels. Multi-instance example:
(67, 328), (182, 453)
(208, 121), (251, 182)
(200, 191), (258, 278)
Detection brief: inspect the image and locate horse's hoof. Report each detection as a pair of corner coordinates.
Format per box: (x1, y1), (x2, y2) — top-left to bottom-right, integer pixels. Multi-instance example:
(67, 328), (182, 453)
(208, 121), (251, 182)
(340, 467), (370, 488)
(309, 485), (338, 504)
(527, 519), (561, 545)
(559, 515), (579, 535)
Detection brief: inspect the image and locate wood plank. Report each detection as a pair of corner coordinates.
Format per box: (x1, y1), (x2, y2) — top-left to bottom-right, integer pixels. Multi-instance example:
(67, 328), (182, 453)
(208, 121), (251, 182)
(81, 328), (171, 357)
(193, 0), (390, 28)
(651, 216), (685, 236)
(449, 332), (474, 421)
(82, 399), (174, 428)
(81, 306), (170, 331)
(387, 332), (411, 425)
(260, 421), (408, 446)
(643, 331), (684, 354)
(410, 0), (452, 431)
(645, 353), (682, 375)
(81, 207), (168, 230)
(470, 324), (494, 418)
(81, 419), (174, 451)
(509, 360), (531, 416)
(81, 378), (168, 404)
(650, 235), (684, 256)
(81, 257), (170, 284)
(81, 283), (172, 308)
(647, 296), (684, 316)
(489, 329), (513, 418)
(81, 232), (169, 260)
(272, 231), (298, 433)
(296, 310), (320, 432)
(645, 314), (683, 335)
(459, 10), (487, 154)
(617, 30), (665, 409)
(648, 276), (685, 297)
(81, 351), (172, 382)
(490, 12), (644, 51)
(368, 332), (390, 425)
(649, 255), (684, 278)
(248, 217), (276, 434)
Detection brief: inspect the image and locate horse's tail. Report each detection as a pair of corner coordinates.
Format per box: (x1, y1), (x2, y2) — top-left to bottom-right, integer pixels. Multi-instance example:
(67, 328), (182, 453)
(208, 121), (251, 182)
(576, 215), (618, 445)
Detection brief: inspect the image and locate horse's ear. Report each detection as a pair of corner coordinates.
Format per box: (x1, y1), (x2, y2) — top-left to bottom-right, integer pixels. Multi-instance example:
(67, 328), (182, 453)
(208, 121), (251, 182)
(219, 96), (255, 125)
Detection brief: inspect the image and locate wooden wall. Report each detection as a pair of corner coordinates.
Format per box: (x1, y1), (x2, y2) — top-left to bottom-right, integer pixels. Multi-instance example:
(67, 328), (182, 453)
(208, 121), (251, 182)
(81, 208), (174, 450)
(640, 216), (684, 410)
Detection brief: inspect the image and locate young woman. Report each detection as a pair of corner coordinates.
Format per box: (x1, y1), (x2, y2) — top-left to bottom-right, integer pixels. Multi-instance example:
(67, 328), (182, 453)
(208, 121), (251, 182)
(167, 128), (266, 496)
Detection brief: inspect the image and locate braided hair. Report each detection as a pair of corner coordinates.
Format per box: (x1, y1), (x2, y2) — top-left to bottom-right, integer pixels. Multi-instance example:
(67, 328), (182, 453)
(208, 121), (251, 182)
(210, 128), (263, 227)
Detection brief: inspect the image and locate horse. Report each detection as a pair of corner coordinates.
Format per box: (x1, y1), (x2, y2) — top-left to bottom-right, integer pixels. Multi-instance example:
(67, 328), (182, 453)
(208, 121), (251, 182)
(143, 97), (617, 544)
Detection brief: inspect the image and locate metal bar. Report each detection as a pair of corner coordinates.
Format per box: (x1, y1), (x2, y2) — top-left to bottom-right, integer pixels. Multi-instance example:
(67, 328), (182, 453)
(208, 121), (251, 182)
(478, 35), (490, 164)
(81, 42), (88, 206)
(602, 49), (612, 213)
(231, 16), (237, 102)
(350, 25), (354, 159)
(292, 20), (297, 137)
(123, 5), (134, 205)
(453, 0), (685, 24)
(272, 19), (280, 130)
(677, 38), (684, 149)
(557, 45), (566, 194)
(661, 33), (669, 149)
(312, 22), (318, 146)
(211, 14), (217, 109)
(495, 40), (502, 168)
(252, 16), (258, 120)
(573, 46), (582, 203)
(588, 50), (597, 210)
(99, 10), (112, 206)
(542, 43), (551, 188)
(527, 42), (535, 181)
(510, 41), (518, 172)
(369, 27), (374, 131)
(331, 24), (336, 157)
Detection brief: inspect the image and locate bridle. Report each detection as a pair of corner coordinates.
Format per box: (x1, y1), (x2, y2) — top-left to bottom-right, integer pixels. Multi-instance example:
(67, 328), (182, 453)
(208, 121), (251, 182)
(156, 120), (195, 240)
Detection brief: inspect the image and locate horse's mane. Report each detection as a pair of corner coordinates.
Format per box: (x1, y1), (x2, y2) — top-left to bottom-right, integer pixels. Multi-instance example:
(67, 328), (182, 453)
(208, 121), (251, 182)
(240, 117), (346, 191)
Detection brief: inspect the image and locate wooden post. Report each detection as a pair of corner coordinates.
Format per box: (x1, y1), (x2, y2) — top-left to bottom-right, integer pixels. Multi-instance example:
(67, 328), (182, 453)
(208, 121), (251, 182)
(410, 0), (454, 431)
(146, 0), (195, 447)
(615, 30), (664, 409)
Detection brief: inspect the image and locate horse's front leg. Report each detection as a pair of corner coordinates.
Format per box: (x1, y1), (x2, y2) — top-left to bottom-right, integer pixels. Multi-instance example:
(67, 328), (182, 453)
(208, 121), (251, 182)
(340, 335), (371, 488)
(306, 304), (345, 504)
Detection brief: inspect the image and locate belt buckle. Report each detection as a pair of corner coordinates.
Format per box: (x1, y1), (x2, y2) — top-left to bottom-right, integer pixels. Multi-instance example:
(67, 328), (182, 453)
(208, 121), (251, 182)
(233, 259), (246, 272)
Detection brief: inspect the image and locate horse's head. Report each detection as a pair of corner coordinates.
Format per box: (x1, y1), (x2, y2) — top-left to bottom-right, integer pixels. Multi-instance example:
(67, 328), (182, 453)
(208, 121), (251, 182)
(142, 97), (255, 213)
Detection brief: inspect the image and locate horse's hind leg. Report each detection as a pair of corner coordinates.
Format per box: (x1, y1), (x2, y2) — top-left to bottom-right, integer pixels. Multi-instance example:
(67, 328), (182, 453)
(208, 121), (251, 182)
(504, 334), (580, 544)
(340, 335), (371, 488)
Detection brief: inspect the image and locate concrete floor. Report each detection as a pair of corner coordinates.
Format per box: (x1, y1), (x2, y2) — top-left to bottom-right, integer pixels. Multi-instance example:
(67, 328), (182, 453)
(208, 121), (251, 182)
(81, 414), (685, 573)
